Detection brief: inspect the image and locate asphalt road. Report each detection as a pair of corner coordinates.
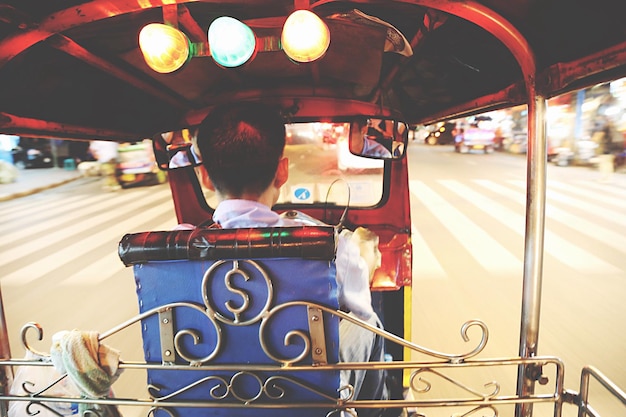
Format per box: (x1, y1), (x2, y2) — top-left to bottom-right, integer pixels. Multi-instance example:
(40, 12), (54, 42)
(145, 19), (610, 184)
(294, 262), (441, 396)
(1, 145), (625, 416)
(406, 144), (626, 417)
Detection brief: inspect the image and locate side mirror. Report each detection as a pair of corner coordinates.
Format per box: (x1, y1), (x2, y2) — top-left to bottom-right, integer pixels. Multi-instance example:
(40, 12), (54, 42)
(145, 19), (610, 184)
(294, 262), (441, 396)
(153, 129), (201, 170)
(349, 118), (408, 159)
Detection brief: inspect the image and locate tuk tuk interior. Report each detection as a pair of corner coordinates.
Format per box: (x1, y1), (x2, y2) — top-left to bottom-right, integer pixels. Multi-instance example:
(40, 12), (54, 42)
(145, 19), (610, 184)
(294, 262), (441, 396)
(0, 0), (625, 416)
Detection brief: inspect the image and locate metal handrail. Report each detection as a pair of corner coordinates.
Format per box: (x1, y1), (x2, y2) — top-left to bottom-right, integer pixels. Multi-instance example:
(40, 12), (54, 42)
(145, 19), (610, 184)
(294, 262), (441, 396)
(577, 366), (626, 417)
(0, 355), (566, 416)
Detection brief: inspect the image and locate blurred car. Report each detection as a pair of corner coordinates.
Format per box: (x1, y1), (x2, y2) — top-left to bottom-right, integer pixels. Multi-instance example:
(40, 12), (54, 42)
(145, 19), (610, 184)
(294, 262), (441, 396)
(11, 138), (54, 168)
(425, 122), (457, 145)
(454, 122), (496, 153)
(115, 140), (167, 188)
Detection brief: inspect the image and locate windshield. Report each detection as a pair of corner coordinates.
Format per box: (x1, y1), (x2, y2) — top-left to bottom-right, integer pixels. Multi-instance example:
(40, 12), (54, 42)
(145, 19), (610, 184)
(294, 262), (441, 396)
(199, 122), (384, 208)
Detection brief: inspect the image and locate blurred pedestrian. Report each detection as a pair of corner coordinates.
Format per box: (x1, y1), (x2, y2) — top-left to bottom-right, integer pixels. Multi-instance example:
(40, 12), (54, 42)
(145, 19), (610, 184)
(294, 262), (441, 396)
(89, 140), (120, 191)
(593, 116), (619, 183)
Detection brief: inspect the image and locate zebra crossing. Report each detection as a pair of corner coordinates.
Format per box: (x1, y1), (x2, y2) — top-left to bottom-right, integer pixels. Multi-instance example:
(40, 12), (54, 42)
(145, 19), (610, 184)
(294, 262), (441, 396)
(1, 177), (625, 287)
(0, 182), (177, 287)
(410, 177), (626, 280)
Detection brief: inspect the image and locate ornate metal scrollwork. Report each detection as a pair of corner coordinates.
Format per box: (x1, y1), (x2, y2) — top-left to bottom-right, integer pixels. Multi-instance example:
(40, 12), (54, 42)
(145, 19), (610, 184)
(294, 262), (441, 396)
(25, 401), (65, 416)
(264, 375), (340, 403)
(326, 407), (357, 417)
(202, 260), (273, 326)
(410, 368), (500, 399)
(259, 301), (318, 365)
(339, 314), (490, 361)
(149, 375), (230, 401)
(455, 405), (498, 417)
(20, 374), (67, 397)
(21, 322), (48, 358)
(149, 302), (223, 365)
(147, 371), (340, 406)
(146, 407), (178, 417)
(147, 406), (176, 417)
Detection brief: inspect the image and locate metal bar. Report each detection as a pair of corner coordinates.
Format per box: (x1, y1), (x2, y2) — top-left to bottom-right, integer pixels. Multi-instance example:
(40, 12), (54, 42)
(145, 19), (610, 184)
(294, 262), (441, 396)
(162, 4), (179, 27)
(0, 355), (566, 372)
(0, 394), (563, 410)
(178, 4), (210, 44)
(0, 286), (13, 417)
(543, 41), (626, 94)
(0, 356), (566, 411)
(307, 307), (328, 365)
(0, 112), (140, 142)
(158, 309), (176, 364)
(578, 366), (626, 417)
(515, 84), (548, 417)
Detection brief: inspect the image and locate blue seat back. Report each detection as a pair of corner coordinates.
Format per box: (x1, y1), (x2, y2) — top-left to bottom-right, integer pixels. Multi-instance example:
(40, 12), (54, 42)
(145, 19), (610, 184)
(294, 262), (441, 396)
(119, 227), (340, 417)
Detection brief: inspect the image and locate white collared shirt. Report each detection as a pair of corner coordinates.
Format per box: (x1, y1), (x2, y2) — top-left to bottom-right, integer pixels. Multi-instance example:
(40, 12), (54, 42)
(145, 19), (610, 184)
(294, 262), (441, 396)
(208, 199), (375, 320)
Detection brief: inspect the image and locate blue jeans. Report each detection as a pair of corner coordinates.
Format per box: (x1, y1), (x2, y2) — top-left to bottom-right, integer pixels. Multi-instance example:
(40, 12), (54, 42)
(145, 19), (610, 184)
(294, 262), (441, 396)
(339, 313), (390, 417)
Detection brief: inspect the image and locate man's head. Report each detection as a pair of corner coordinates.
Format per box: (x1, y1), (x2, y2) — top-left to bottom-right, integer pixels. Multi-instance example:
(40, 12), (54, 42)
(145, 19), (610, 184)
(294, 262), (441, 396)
(350, 118), (368, 154)
(195, 102), (287, 201)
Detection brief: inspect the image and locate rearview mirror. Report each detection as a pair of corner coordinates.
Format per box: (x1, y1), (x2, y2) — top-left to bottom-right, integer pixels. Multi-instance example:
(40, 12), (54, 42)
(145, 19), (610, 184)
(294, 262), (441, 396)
(349, 118), (408, 159)
(153, 129), (202, 170)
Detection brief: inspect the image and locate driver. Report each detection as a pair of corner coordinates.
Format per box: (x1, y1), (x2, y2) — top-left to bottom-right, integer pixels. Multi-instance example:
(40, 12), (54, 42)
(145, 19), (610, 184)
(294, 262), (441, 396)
(352, 118), (392, 158)
(188, 102), (394, 417)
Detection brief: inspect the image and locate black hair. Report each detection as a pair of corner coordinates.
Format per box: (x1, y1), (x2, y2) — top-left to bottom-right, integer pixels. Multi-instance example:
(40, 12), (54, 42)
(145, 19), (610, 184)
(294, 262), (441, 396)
(196, 102), (286, 197)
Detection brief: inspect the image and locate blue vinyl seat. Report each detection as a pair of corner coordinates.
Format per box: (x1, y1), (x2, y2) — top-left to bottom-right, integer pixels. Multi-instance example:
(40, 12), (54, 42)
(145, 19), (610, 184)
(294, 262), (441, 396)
(118, 226), (341, 417)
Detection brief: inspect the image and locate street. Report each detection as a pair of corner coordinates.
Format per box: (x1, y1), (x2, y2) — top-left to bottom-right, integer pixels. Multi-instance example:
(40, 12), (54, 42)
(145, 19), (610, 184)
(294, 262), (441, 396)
(407, 144), (626, 416)
(1, 145), (625, 416)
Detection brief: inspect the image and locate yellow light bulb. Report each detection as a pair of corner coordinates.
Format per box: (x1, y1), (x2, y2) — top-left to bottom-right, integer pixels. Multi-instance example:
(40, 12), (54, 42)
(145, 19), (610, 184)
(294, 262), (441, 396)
(139, 23), (190, 73)
(281, 10), (330, 63)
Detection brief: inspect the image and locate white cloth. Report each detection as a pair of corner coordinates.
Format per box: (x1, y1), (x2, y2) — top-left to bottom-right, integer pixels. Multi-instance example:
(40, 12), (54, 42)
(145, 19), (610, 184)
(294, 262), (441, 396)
(192, 199), (375, 320)
(50, 330), (121, 398)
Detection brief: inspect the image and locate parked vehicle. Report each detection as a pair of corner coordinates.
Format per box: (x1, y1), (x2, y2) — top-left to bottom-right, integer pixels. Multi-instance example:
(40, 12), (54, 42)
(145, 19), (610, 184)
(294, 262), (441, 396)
(115, 140), (167, 188)
(454, 125), (496, 153)
(11, 138), (53, 169)
(0, 1), (625, 417)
